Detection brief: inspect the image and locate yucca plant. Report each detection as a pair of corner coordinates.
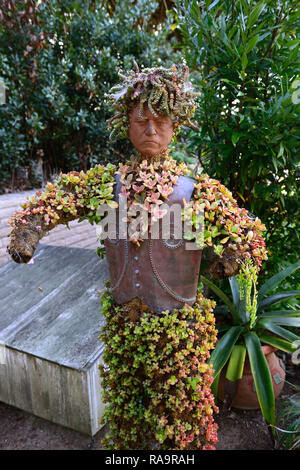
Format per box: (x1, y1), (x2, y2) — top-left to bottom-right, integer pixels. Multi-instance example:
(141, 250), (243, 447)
(201, 260), (300, 428)
(274, 382), (300, 450)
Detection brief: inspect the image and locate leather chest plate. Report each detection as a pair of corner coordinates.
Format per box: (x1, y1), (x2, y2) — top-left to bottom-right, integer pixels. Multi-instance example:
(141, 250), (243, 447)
(104, 174), (202, 313)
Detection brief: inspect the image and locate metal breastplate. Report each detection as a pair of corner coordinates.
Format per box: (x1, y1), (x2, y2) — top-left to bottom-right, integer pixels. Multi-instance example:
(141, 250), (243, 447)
(104, 174), (202, 314)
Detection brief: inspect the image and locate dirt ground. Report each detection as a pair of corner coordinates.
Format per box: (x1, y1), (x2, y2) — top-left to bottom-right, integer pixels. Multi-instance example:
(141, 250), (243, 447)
(0, 378), (297, 451)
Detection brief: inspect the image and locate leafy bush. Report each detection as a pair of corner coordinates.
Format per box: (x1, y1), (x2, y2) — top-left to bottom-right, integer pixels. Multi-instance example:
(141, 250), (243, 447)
(0, 0), (178, 191)
(176, 0), (300, 278)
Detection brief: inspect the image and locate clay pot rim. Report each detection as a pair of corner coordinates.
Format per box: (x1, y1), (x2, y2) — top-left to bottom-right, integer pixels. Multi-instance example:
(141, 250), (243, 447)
(261, 344), (277, 355)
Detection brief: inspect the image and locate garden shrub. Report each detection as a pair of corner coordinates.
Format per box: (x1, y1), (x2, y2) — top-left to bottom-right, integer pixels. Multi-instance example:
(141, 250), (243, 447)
(176, 0), (300, 279)
(0, 0), (178, 191)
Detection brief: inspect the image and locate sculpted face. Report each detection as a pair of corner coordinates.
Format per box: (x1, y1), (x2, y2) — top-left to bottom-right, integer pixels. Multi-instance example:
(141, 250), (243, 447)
(128, 103), (174, 157)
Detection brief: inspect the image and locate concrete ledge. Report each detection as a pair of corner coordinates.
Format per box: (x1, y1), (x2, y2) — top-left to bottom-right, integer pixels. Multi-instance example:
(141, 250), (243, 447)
(0, 245), (109, 435)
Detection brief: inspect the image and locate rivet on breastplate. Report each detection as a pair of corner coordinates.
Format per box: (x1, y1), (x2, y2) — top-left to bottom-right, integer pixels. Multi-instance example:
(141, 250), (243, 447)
(135, 269), (139, 274)
(134, 256), (138, 261)
(135, 283), (140, 288)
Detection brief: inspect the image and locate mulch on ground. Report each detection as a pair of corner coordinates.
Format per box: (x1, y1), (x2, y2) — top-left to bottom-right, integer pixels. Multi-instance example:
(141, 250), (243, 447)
(1, 380), (297, 451)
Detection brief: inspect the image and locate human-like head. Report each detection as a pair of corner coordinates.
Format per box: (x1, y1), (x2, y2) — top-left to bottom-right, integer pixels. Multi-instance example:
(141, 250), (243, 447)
(107, 63), (197, 156)
(127, 103), (174, 157)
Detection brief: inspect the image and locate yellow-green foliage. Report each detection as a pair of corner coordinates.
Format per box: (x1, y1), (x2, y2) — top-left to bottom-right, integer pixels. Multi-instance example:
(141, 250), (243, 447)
(99, 289), (219, 450)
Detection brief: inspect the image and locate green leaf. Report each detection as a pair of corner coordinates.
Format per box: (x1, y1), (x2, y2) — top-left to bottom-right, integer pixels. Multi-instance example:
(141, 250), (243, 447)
(257, 319), (300, 343)
(247, 2), (265, 30)
(286, 39), (300, 49)
(238, 290), (250, 324)
(200, 275), (239, 322)
(211, 371), (220, 399)
(258, 334), (297, 354)
(277, 142), (284, 158)
(106, 200), (118, 209)
(213, 244), (224, 256)
(259, 316), (300, 327)
(272, 155), (278, 172)
(231, 131), (241, 146)
(216, 324), (231, 333)
(244, 332), (275, 425)
(169, 376), (177, 385)
(229, 276), (240, 308)
(245, 34), (260, 53)
(225, 345), (246, 381)
(258, 261), (300, 302)
(258, 291), (300, 310)
(155, 431), (167, 444)
(187, 376), (200, 390)
(219, 78), (239, 86)
(260, 309), (300, 317)
(241, 52), (248, 70)
(207, 0), (221, 11)
(209, 326), (244, 378)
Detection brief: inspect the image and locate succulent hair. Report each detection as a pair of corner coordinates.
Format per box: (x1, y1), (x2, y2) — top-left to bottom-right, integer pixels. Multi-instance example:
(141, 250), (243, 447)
(106, 62), (198, 141)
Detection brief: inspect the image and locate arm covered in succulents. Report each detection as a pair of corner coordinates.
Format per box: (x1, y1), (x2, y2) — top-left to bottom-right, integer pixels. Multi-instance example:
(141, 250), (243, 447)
(7, 164), (117, 264)
(186, 174), (267, 279)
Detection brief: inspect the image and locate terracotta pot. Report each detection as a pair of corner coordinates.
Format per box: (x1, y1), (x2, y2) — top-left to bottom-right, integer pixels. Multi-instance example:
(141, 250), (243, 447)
(218, 345), (286, 410)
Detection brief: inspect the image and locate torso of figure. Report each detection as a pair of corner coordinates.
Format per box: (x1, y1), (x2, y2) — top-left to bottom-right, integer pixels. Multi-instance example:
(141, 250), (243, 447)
(104, 173), (202, 314)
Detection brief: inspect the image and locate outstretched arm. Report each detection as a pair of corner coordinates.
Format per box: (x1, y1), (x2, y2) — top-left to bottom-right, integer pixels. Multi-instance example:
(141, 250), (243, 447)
(188, 174), (267, 279)
(8, 163), (116, 264)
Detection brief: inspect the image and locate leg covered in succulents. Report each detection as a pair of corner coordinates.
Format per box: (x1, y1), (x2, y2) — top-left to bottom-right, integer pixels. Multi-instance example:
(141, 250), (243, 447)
(99, 290), (219, 450)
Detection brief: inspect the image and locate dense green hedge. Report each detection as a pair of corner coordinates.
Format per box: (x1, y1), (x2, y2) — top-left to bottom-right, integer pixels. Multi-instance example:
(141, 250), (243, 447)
(176, 0), (300, 278)
(0, 0), (178, 190)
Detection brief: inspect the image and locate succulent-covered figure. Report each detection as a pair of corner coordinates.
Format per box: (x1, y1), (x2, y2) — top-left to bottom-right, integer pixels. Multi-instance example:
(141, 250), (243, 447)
(7, 64), (267, 450)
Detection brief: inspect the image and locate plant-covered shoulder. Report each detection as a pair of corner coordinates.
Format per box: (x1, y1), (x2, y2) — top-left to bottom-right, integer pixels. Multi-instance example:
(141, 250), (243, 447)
(7, 163), (117, 263)
(184, 173), (268, 278)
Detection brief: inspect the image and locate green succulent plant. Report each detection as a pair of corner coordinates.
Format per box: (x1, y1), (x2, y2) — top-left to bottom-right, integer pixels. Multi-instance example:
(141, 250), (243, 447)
(106, 63), (198, 141)
(201, 260), (300, 428)
(98, 289), (219, 450)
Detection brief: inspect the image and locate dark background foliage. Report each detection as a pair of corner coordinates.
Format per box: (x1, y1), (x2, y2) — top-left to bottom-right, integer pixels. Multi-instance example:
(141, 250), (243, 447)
(0, 0), (178, 189)
(175, 0), (299, 281)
